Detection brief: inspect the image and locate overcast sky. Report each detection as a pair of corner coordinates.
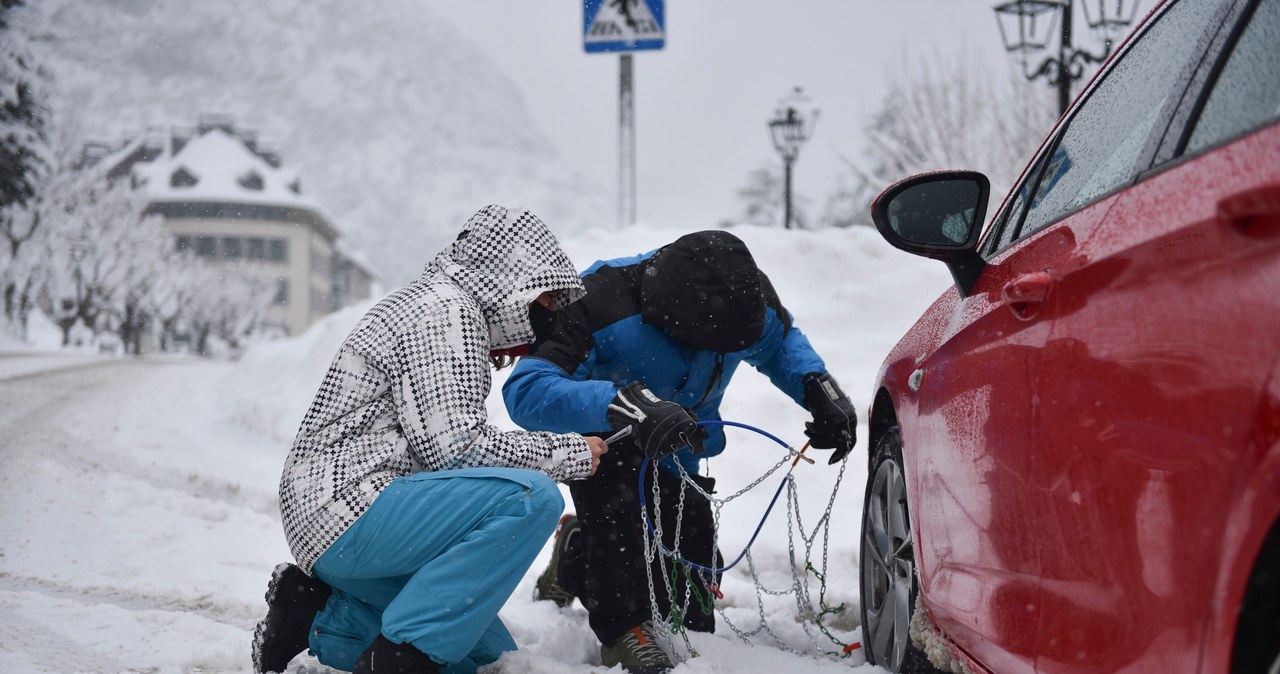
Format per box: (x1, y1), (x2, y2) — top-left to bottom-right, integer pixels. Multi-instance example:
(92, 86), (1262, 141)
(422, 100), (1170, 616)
(430, 0), (1139, 231)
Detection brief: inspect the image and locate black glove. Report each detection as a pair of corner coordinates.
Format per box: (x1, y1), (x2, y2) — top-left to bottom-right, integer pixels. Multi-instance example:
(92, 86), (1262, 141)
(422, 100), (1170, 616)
(803, 372), (857, 464)
(607, 381), (707, 459)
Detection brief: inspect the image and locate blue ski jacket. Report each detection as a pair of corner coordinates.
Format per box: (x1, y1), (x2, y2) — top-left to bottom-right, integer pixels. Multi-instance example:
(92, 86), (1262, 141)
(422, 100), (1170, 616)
(502, 232), (827, 475)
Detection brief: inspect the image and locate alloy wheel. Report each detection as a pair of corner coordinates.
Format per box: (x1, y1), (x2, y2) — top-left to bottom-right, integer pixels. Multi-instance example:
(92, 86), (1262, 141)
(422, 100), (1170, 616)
(861, 454), (915, 671)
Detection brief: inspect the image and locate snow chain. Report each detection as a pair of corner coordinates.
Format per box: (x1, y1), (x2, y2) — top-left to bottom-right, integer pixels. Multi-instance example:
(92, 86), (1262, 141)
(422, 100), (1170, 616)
(638, 421), (861, 665)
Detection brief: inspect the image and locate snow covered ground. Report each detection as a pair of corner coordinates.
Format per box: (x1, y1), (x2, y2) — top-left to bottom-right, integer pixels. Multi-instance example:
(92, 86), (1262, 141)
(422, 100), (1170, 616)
(0, 223), (952, 673)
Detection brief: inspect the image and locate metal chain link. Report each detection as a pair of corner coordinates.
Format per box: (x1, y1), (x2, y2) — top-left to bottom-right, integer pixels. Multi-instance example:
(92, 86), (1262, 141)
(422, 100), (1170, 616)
(639, 436), (858, 666)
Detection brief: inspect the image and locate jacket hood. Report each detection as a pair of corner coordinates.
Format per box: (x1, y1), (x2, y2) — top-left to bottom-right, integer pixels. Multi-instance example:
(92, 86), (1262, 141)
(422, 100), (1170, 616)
(427, 205), (585, 350)
(639, 230), (765, 352)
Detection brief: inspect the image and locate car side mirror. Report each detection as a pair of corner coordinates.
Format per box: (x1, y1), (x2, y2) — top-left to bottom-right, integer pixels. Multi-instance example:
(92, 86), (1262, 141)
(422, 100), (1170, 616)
(871, 171), (991, 297)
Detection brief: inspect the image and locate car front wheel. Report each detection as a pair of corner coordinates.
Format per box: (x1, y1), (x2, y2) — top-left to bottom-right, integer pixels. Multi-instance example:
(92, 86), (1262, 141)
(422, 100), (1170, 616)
(860, 426), (938, 673)
(1231, 523), (1280, 673)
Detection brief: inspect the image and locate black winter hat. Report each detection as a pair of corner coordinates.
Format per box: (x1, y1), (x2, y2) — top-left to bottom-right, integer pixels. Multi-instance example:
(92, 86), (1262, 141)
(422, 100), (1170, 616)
(639, 231), (765, 352)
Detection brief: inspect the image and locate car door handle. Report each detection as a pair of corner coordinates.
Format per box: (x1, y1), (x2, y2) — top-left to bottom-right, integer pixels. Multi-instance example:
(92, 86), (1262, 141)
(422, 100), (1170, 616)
(1218, 183), (1280, 237)
(1002, 271), (1053, 321)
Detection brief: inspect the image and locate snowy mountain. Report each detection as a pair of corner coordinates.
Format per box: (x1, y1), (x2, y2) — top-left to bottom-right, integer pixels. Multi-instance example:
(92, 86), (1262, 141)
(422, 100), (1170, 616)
(29, 0), (613, 285)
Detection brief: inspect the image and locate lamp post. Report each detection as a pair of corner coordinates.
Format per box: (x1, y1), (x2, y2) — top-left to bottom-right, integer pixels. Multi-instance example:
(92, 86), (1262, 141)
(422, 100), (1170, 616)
(767, 87), (818, 230)
(994, 0), (1139, 117)
(69, 235), (89, 318)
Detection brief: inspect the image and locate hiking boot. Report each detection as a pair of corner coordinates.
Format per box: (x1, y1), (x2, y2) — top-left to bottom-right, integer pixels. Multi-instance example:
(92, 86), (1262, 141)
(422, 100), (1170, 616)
(353, 634), (441, 674)
(251, 562), (332, 673)
(533, 514), (581, 607)
(600, 622), (674, 673)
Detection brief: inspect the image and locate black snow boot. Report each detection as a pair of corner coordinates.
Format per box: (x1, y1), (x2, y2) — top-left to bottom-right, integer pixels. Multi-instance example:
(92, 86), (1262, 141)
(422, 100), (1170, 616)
(251, 562), (333, 673)
(533, 513), (584, 607)
(353, 634), (442, 674)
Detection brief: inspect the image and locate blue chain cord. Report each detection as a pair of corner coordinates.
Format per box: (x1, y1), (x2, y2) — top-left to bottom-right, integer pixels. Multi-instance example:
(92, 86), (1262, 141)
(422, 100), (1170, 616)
(637, 419), (798, 574)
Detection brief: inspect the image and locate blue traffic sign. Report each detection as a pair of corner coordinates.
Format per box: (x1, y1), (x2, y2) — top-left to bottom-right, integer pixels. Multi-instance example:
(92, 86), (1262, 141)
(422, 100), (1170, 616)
(583, 0), (665, 53)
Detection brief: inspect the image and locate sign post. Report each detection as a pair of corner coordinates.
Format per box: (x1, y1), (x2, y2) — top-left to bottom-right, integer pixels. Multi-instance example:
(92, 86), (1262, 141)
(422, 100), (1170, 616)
(583, 0), (665, 227)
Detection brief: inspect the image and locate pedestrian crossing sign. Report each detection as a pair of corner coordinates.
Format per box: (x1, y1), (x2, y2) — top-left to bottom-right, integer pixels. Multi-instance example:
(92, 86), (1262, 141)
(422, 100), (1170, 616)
(583, 0), (665, 53)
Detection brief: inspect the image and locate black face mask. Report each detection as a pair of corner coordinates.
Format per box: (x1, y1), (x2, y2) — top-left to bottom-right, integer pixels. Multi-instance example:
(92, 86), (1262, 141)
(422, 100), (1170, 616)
(528, 302), (558, 346)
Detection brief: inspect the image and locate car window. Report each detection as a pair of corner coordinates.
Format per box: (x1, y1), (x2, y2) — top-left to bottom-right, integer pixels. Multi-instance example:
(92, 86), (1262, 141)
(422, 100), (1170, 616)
(1185, 0), (1280, 153)
(988, 150), (1047, 253)
(1015, 0), (1223, 239)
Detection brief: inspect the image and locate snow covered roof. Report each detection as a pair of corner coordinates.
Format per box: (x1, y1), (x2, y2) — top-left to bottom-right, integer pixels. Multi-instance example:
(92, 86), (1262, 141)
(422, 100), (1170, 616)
(79, 121), (362, 245)
(131, 127), (317, 211)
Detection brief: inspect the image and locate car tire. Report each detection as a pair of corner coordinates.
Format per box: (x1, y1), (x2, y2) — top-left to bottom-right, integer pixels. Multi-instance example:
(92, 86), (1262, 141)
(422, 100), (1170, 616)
(1231, 523), (1280, 673)
(860, 426), (941, 673)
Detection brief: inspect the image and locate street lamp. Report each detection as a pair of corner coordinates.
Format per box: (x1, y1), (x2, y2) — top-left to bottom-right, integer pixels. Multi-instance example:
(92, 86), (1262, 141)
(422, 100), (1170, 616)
(994, 0), (1139, 117)
(767, 87), (819, 230)
(69, 235), (89, 317)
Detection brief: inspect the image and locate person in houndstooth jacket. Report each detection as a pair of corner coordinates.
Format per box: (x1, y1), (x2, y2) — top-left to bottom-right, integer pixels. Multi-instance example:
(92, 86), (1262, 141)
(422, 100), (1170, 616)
(252, 205), (609, 674)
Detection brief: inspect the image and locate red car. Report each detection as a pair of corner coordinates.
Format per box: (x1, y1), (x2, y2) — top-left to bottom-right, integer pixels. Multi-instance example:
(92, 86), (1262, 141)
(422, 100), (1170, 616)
(858, 0), (1280, 672)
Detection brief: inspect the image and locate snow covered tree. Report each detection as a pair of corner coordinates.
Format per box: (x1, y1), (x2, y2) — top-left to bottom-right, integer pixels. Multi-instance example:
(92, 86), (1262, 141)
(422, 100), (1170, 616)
(23, 144), (290, 356)
(150, 260), (199, 353)
(33, 169), (168, 350)
(0, 0), (46, 208)
(0, 0), (52, 335)
(182, 263), (276, 356)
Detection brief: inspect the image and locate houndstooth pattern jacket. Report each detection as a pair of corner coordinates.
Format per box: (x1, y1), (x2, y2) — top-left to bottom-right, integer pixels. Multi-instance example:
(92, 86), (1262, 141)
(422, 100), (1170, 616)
(279, 205), (592, 573)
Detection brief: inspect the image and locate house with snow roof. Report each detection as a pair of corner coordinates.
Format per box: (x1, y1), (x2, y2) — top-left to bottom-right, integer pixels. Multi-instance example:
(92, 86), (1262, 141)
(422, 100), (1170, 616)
(80, 116), (377, 337)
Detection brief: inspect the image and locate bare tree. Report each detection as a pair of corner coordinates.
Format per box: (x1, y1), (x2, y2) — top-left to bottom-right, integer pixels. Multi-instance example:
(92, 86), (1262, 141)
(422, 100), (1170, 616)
(730, 162), (813, 229)
(819, 152), (869, 229)
(828, 47), (1057, 229)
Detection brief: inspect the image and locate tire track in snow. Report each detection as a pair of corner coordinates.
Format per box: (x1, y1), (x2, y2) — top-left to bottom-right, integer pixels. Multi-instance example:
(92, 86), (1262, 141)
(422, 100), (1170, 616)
(0, 359), (281, 517)
(42, 442), (281, 518)
(0, 609), (127, 673)
(0, 359), (289, 673)
(0, 361), (139, 497)
(0, 354), (121, 384)
(0, 570), (261, 628)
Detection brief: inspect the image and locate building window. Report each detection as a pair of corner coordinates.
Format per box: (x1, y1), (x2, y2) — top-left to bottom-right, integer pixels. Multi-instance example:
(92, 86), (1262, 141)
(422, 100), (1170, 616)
(196, 236), (216, 257)
(269, 238), (288, 262)
(311, 246), (330, 277)
(311, 289), (332, 314)
(247, 237), (266, 260)
(332, 255), (349, 307)
(222, 237), (242, 259)
(273, 279), (289, 305)
(176, 235), (191, 254)
(238, 171), (264, 191)
(171, 167), (199, 188)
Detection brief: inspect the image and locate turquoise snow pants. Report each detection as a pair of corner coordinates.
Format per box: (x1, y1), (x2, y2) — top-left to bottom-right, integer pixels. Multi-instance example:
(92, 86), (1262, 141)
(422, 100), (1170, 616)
(306, 467), (564, 673)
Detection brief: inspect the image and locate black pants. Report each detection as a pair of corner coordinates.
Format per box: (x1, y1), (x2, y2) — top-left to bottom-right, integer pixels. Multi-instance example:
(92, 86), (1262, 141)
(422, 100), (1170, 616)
(565, 437), (723, 645)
